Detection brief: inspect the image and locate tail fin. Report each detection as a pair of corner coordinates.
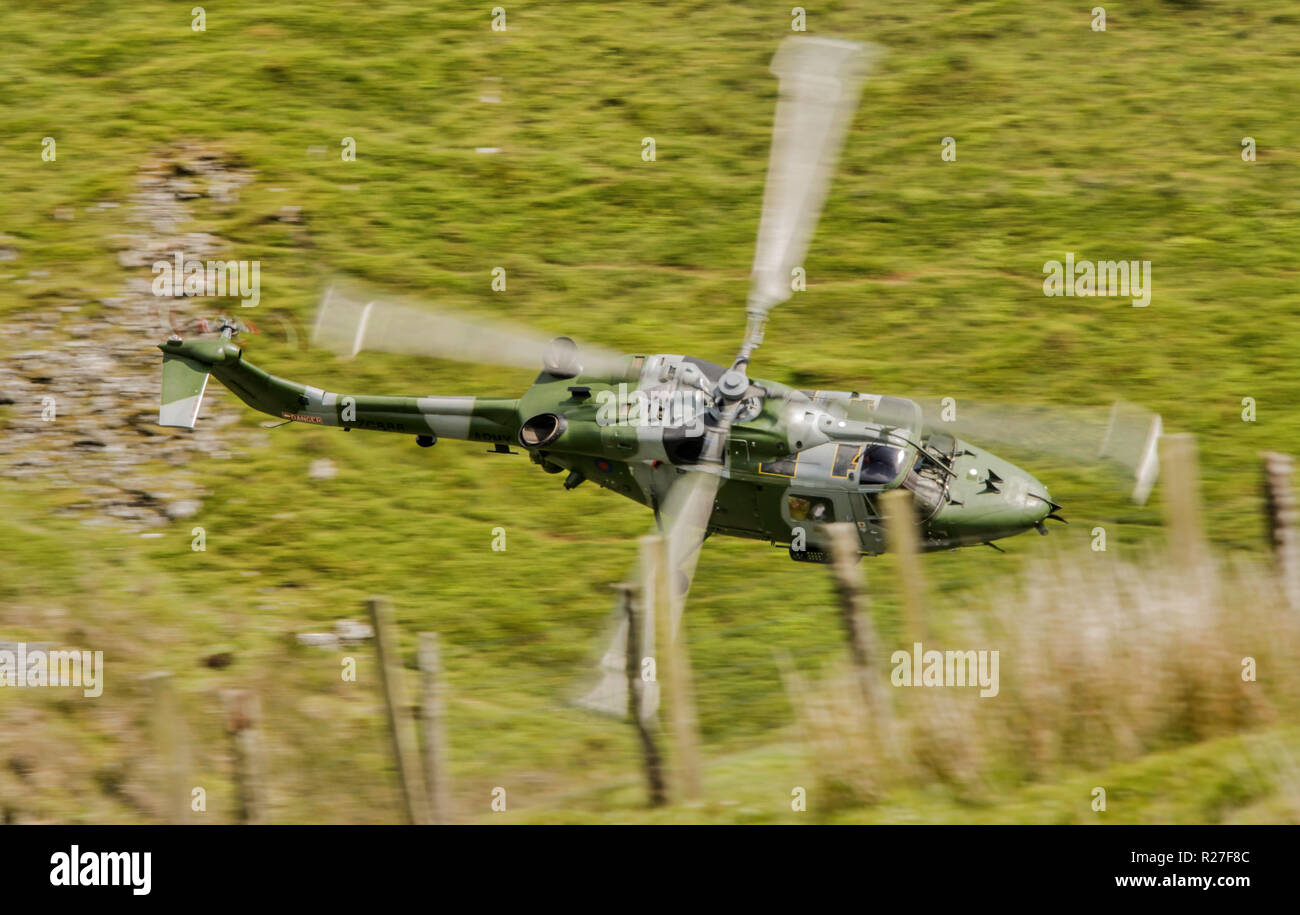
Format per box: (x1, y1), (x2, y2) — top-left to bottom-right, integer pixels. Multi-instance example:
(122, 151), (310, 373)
(158, 353), (211, 428)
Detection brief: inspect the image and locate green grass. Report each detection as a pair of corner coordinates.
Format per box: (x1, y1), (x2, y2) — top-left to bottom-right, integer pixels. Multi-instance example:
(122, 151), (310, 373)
(1, 0), (1298, 823)
(496, 728), (1300, 825)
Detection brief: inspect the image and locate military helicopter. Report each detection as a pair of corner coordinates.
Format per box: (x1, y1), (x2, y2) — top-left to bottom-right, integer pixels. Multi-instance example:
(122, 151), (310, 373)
(157, 37), (1161, 715)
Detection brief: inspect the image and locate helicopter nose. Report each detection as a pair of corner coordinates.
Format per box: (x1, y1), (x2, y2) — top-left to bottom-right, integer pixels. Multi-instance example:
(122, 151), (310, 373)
(1020, 471), (1065, 528)
(1001, 480), (1052, 528)
(1005, 470), (1057, 527)
(932, 444), (1062, 545)
(1024, 486), (1055, 526)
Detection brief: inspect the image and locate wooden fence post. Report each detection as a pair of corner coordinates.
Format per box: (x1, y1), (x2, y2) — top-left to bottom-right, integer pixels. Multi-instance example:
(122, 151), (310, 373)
(1160, 433), (1204, 568)
(368, 596), (430, 825)
(1262, 451), (1299, 606)
(647, 534), (701, 802)
(881, 489), (927, 644)
(144, 672), (190, 824)
(826, 522), (896, 760)
(619, 582), (666, 806)
(418, 633), (451, 825)
(221, 689), (266, 825)
(827, 524), (882, 699)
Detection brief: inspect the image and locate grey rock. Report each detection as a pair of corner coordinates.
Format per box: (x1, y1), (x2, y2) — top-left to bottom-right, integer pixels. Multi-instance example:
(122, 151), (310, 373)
(308, 458), (337, 481)
(162, 499), (201, 520)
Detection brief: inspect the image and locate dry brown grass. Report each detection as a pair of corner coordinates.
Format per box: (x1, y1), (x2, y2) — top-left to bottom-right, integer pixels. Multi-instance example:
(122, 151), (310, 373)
(786, 545), (1300, 806)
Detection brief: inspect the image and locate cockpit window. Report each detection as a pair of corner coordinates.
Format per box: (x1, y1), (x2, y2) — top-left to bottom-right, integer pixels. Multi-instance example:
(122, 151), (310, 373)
(858, 444), (907, 484)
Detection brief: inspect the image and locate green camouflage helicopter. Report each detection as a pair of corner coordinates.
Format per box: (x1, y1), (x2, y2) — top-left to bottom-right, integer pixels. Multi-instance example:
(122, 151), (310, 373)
(158, 37), (1161, 715)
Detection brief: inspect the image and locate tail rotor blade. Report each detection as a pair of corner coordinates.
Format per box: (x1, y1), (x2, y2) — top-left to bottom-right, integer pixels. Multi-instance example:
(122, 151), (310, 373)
(916, 398), (1163, 505)
(1102, 402), (1163, 505)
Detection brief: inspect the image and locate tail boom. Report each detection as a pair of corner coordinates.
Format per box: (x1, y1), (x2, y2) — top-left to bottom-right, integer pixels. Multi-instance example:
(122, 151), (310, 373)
(157, 337), (518, 442)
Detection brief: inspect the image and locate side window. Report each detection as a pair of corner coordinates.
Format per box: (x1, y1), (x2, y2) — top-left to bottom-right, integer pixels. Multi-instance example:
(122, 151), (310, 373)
(788, 494), (834, 523)
(831, 444), (862, 479)
(760, 456), (798, 477)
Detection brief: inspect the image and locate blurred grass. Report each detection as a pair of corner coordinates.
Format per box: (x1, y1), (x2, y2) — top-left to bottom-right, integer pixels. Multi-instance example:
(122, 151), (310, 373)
(1, 0), (1298, 822)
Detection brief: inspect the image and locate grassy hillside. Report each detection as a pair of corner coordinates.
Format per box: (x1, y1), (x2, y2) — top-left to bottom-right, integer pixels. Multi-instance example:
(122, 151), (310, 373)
(1, 0), (1298, 823)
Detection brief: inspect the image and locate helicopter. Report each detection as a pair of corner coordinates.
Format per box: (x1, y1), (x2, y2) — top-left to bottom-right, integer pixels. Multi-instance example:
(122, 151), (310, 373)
(157, 37), (1161, 716)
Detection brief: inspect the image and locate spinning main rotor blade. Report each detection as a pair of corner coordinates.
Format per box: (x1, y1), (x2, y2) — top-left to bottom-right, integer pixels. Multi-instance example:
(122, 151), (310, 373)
(577, 468), (721, 718)
(914, 398), (1163, 505)
(659, 468), (723, 631)
(702, 39), (878, 473)
(581, 38), (877, 718)
(312, 283), (626, 376)
(739, 37), (879, 364)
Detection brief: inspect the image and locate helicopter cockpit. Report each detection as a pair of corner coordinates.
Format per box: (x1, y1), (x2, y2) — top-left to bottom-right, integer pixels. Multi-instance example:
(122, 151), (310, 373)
(858, 443), (909, 484)
(854, 440), (950, 522)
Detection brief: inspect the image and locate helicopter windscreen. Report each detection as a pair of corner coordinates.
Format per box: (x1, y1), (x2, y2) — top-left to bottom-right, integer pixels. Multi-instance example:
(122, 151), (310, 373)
(858, 444), (908, 484)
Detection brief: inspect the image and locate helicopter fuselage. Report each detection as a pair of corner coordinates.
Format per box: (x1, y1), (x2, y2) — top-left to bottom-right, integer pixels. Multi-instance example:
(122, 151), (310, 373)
(158, 338), (1057, 557)
(517, 352), (1057, 558)
(159, 337), (1055, 556)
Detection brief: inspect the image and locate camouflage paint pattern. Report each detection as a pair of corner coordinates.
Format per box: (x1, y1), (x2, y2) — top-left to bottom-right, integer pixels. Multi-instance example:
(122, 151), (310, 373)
(160, 337), (1056, 558)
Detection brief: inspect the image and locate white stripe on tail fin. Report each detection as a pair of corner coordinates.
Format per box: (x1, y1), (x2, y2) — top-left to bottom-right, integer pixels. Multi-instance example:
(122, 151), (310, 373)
(159, 353), (211, 428)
